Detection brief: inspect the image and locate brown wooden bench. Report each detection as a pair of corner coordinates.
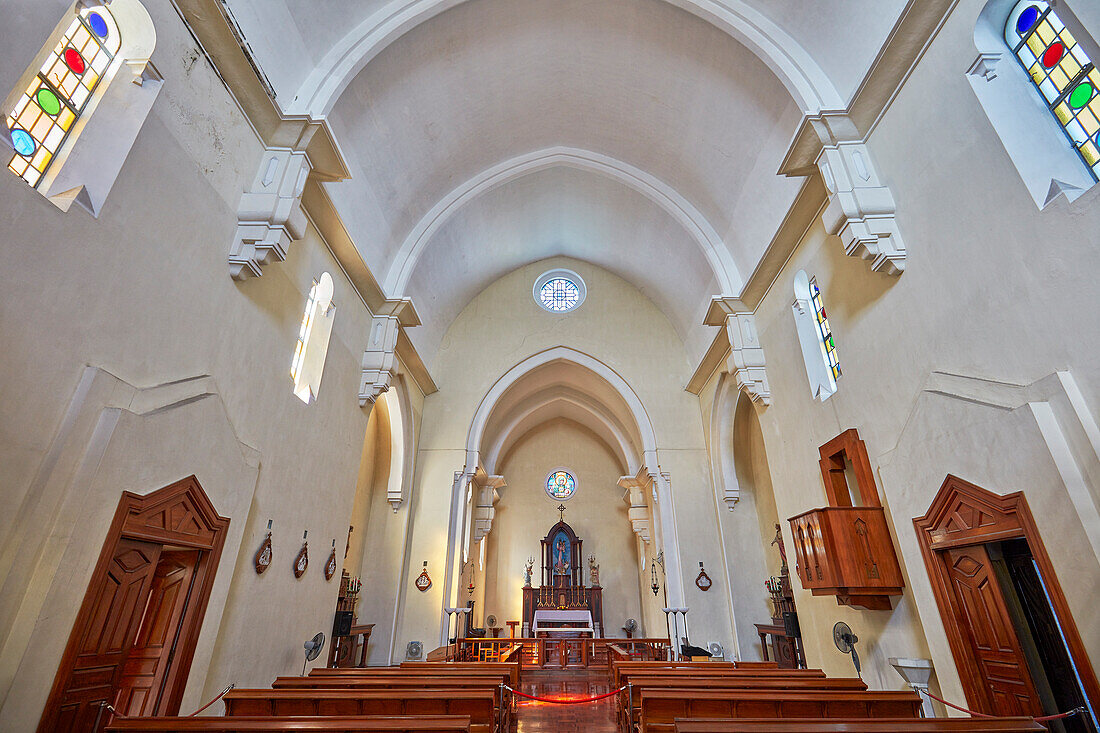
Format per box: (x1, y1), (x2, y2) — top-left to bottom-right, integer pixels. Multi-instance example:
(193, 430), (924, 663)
(401, 660), (521, 686)
(222, 688), (497, 733)
(106, 716), (472, 732)
(672, 719), (1047, 733)
(615, 665), (826, 689)
(638, 688), (923, 733)
(617, 675), (868, 731)
(611, 661), (739, 687)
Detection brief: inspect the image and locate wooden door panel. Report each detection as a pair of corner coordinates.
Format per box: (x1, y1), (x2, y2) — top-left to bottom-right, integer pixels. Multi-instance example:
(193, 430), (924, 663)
(116, 550), (199, 717)
(50, 538), (162, 732)
(945, 546), (1042, 717)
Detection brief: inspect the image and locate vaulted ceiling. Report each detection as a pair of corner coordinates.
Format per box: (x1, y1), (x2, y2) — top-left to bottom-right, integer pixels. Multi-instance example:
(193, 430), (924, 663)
(225, 0), (909, 367)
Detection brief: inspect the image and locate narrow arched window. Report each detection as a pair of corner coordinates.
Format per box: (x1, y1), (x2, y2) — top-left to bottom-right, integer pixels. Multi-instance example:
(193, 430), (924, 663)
(1007, 1), (1100, 180)
(6, 6), (121, 188)
(792, 271), (839, 402)
(291, 273), (336, 404)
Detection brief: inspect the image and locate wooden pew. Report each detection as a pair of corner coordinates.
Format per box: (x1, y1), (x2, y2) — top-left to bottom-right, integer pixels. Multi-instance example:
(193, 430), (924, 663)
(617, 675), (868, 730)
(614, 664), (825, 689)
(310, 667), (512, 689)
(638, 688), (923, 733)
(107, 716), (472, 732)
(222, 688), (497, 733)
(672, 719), (1047, 733)
(401, 659), (521, 686)
(610, 661), (739, 687)
(273, 673), (513, 728)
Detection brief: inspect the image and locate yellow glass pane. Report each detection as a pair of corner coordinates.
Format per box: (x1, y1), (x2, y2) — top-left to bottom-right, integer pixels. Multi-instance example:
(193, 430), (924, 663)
(17, 105), (38, 129)
(1058, 56), (1081, 80)
(1050, 66), (1069, 89)
(1055, 103), (1072, 123)
(1036, 21), (1055, 46)
(1027, 34), (1045, 56)
(57, 107), (75, 128)
(1082, 141), (1100, 165)
(31, 147), (50, 170)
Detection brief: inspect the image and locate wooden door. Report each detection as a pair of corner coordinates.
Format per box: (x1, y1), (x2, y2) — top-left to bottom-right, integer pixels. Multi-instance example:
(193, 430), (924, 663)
(944, 545), (1043, 716)
(114, 550), (200, 717)
(46, 538), (162, 732)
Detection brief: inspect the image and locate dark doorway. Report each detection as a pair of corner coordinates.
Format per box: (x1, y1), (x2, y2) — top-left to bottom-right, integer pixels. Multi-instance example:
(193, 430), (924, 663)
(37, 477), (229, 733)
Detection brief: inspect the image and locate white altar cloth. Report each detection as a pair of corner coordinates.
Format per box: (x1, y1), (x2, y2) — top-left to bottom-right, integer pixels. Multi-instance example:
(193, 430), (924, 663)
(532, 609), (593, 634)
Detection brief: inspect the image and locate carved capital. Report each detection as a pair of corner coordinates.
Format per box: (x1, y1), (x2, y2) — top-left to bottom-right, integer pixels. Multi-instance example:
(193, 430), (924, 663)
(229, 149), (312, 280)
(472, 473), (506, 542)
(619, 474), (652, 544)
(967, 52), (1003, 82)
(817, 141), (906, 275)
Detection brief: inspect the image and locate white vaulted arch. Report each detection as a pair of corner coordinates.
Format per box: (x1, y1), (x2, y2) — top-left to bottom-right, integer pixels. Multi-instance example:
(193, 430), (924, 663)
(287, 0), (844, 117)
(383, 147), (743, 298)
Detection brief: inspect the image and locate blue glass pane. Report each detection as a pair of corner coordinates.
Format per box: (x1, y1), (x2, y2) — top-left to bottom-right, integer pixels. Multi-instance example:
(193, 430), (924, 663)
(11, 129), (35, 157)
(1016, 6), (1040, 36)
(88, 12), (109, 38)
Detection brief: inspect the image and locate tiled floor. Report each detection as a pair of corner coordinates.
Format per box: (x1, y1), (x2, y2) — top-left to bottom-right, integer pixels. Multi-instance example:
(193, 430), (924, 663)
(513, 669), (619, 732)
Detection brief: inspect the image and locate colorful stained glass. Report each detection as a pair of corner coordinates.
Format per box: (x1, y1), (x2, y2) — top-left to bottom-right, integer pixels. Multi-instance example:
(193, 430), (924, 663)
(6, 7), (120, 188)
(545, 470), (577, 501)
(35, 88), (61, 116)
(11, 129), (35, 157)
(539, 277), (581, 312)
(809, 277), (841, 384)
(1006, 1), (1100, 180)
(63, 48), (86, 74)
(87, 12), (109, 39)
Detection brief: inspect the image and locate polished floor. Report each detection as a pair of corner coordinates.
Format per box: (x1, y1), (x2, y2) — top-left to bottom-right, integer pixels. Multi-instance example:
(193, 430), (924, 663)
(513, 669), (618, 732)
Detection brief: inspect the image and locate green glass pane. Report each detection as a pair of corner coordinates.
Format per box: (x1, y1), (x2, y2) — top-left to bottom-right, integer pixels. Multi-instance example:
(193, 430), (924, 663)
(36, 88), (61, 116)
(1070, 82), (1095, 109)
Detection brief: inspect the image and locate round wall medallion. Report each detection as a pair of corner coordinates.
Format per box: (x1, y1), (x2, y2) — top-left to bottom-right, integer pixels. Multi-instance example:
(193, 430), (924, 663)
(533, 269), (586, 313)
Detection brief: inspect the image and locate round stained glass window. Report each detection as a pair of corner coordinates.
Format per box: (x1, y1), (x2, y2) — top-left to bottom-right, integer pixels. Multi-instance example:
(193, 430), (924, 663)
(533, 269), (586, 313)
(545, 470), (577, 501)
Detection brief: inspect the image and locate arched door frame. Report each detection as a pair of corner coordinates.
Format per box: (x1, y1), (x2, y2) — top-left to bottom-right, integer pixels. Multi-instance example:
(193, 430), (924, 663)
(37, 475), (229, 731)
(913, 475), (1100, 715)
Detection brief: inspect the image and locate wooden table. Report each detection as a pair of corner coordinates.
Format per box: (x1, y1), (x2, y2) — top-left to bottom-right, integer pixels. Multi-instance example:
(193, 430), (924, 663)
(754, 623), (804, 670)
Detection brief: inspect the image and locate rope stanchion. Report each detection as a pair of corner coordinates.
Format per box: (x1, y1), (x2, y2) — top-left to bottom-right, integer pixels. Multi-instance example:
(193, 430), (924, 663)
(917, 688), (1084, 723)
(506, 684), (625, 704)
(188, 683), (235, 717)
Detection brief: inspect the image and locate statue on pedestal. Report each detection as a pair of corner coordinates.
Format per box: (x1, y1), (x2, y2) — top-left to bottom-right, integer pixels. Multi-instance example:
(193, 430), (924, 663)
(523, 556), (534, 587)
(588, 554), (600, 586)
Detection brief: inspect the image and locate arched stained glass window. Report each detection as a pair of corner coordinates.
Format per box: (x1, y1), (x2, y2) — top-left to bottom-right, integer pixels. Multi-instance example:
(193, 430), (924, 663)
(1006, 1), (1100, 180)
(809, 276), (841, 385)
(6, 6), (121, 188)
(545, 470), (577, 501)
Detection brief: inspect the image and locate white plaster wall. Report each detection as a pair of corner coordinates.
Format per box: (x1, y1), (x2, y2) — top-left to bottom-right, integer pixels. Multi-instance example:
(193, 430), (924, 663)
(0, 1), (386, 726)
(702, 0), (1100, 697)
(395, 257), (736, 655)
(483, 418), (643, 636)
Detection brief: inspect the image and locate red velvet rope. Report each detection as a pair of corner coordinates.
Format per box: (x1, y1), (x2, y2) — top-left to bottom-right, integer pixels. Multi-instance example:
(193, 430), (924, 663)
(188, 684), (235, 717)
(506, 685), (625, 704)
(918, 688), (1083, 723)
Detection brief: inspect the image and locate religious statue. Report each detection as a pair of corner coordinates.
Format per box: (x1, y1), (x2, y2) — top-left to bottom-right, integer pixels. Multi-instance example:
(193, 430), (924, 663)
(771, 523), (788, 574)
(523, 556), (534, 587)
(588, 554), (600, 586)
(553, 537), (569, 575)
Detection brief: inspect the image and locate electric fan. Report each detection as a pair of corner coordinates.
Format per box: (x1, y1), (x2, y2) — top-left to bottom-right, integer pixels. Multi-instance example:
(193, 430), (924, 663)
(302, 632), (325, 675)
(832, 621), (861, 677)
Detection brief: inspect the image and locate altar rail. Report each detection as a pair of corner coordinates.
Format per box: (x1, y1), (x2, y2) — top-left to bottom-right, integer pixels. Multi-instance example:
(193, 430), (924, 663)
(456, 637), (669, 669)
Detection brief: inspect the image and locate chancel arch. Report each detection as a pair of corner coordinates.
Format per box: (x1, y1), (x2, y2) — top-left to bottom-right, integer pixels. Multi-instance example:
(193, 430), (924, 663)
(440, 346), (687, 645)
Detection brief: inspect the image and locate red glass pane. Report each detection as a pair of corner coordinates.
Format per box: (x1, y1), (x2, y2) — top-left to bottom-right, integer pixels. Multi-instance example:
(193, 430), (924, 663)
(1042, 42), (1065, 69)
(63, 48), (86, 75)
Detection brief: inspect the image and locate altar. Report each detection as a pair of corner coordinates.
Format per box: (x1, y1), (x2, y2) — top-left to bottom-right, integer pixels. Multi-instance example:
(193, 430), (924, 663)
(521, 514), (604, 637)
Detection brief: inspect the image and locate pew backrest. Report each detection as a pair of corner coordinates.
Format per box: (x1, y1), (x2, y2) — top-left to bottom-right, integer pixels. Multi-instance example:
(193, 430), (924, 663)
(222, 688), (497, 733)
(639, 688), (923, 733)
(672, 719), (1047, 733)
(106, 716), (472, 732)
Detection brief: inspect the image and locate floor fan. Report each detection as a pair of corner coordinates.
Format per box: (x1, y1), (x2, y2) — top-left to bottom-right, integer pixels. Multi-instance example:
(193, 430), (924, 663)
(832, 621), (861, 677)
(303, 631), (325, 675)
